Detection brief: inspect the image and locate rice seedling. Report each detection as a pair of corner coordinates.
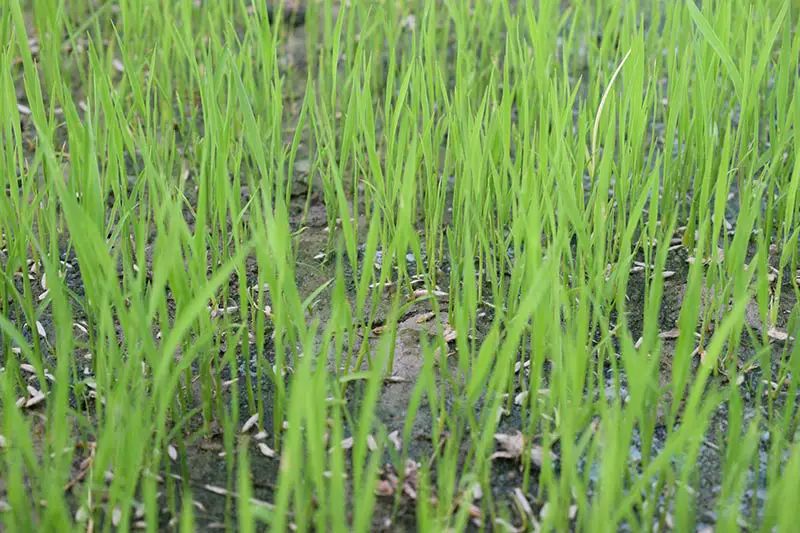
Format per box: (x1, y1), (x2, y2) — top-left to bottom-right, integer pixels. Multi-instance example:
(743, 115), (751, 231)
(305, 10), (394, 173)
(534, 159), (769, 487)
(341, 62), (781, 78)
(0, 0), (798, 531)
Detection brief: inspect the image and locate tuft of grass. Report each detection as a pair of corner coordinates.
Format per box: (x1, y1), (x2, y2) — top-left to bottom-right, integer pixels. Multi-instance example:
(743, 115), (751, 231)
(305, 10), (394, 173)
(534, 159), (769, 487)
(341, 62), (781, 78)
(1, 0), (798, 531)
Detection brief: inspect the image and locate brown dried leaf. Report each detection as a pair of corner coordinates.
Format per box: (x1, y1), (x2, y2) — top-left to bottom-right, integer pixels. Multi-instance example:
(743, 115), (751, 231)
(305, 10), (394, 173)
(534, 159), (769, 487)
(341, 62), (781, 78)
(492, 431), (553, 468)
(492, 431), (524, 459)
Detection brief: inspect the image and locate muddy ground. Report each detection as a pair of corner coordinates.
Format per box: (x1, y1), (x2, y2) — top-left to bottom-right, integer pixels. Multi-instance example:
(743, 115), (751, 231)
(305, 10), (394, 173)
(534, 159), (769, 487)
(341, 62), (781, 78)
(4, 1), (799, 532)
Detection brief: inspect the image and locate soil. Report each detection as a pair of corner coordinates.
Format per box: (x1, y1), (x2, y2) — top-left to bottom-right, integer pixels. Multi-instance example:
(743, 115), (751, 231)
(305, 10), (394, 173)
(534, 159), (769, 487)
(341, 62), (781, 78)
(3, 2), (798, 532)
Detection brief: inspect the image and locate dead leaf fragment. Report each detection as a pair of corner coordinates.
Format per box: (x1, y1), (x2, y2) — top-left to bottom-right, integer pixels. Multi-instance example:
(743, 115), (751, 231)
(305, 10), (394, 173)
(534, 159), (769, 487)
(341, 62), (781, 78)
(492, 431), (553, 468)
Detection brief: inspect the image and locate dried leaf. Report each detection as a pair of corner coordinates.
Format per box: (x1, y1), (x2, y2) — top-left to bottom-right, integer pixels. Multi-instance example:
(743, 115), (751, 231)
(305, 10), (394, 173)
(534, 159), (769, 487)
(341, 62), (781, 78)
(492, 431), (553, 468)
(254, 430), (268, 441)
(35, 321), (46, 339)
(366, 434), (378, 451)
(167, 444), (178, 462)
(492, 432), (524, 459)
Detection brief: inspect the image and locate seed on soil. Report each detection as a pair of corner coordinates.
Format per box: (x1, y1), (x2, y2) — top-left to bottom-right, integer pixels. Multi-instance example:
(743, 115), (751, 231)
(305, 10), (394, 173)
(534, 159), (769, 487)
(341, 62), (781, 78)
(167, 444), (178, 462)
(257, 442), (277, 458)
(366, 434), (378, 451)
(75, 506), (89, 522)
(24, 386), (46, 408)
(514, 391), (528, 405)
(241, 413), (260, 433)
(511, 487), (535, 522)
(111, 506), (122, 526)
(659, 328), (681, 339)
(388, 430), (401, 451)
(766, 327), (790, 342)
